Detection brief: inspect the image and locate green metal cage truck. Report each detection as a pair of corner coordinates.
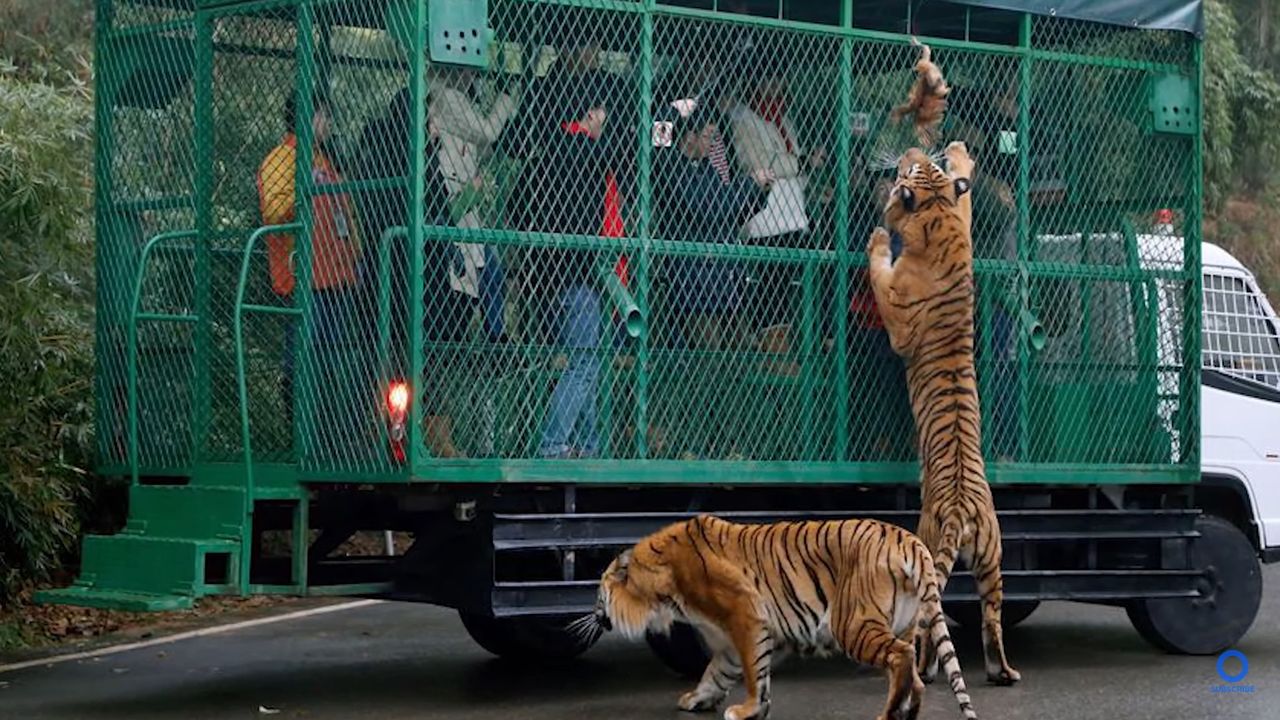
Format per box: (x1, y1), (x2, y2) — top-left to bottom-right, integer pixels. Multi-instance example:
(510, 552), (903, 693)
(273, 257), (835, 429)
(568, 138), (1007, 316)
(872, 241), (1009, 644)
(42, 0), (1280, 671)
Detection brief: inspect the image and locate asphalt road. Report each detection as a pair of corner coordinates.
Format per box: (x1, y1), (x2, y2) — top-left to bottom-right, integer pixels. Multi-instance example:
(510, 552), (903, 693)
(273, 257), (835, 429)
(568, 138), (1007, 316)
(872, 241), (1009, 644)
(4, 567), (1278, 720)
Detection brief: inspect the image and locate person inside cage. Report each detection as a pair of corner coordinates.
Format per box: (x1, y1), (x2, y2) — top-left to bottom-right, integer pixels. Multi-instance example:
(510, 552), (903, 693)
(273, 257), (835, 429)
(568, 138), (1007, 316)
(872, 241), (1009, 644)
(353, 87), (466, 459)
(526, 72), (627, 459)
(729, 57), (827, 372)
(428, 64), (520, 344)
(656, 103), (770, 352)
(256, 93), (364, 461)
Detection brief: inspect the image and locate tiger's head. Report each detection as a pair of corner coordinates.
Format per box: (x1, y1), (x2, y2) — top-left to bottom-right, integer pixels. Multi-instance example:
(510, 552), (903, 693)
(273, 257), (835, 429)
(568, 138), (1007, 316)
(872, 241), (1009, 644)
(883, 142), (974, 256)
(593, 523), (687, 640)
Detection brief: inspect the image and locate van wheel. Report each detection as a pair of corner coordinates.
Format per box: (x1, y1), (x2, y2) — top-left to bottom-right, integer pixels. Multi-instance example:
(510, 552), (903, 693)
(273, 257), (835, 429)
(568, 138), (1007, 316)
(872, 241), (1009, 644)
(646, 621), (711, 679)
(943, 600), (1040, 631)
(459, 611), (599, 661)
(1126, 516), (1262, 654)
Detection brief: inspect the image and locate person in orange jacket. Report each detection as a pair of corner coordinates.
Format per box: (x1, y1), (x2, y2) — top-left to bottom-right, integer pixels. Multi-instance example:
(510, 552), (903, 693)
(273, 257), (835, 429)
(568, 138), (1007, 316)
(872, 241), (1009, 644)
(256, 94), (363, 460)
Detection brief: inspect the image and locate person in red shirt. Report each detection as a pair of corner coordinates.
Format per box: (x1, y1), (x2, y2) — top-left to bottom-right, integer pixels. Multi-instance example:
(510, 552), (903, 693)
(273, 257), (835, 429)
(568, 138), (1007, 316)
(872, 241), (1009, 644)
(524, 77), (625, 458)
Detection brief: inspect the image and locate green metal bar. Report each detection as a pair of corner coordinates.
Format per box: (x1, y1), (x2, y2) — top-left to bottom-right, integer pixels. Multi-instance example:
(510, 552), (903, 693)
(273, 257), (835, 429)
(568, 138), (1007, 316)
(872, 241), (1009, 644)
(193, 13), (215, 472)
(833, 0), (853, 461)
(425, 224), (838, 262)
(1015, 12), (1033, 461)
(126, 229), (199, 486)
(409, 0), (427, 466)
(415, 227), (1185, 282)
(93, 0), (116, 474)
(294, 4), (317, 479)
(292, 497), (308, 591)
(1183, 36), (1205, 467)
(634, 0), (656, 458)
(233, 222), (303, 565)
(241, 304), (304, 317)
(799, 261), (818, 459)
(136, 312), (199, 323)
(399, 458), (1192, 486)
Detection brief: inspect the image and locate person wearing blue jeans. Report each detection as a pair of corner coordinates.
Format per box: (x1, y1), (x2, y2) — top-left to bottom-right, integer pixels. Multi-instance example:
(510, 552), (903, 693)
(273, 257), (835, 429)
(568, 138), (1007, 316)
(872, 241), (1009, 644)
(524, 74), (627, 459)
(539, 284), (602, 458)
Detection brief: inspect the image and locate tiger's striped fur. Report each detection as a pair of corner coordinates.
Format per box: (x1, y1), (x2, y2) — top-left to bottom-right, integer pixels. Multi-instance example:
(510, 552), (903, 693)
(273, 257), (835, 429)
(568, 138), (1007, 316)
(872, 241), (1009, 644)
(866, 142), (1021, 686)
(593, 515), (978, 720)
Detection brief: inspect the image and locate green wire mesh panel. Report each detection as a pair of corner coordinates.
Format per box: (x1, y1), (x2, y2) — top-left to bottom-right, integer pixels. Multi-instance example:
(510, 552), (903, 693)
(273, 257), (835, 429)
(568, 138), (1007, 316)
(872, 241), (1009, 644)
(92, 0), (1201, 484)
(96, 3), (198, 474)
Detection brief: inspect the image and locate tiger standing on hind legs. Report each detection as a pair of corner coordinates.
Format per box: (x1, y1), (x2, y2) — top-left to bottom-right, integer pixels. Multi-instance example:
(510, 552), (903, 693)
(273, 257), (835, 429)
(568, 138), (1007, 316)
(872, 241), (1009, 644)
(866, 141), (1021, 687)
(585, 515), (979, 720)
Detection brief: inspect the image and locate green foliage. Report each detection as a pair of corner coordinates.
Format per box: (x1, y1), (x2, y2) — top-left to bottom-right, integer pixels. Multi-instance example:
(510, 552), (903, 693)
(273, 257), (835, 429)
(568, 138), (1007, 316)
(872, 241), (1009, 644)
(1204, 0), (1280, 211)
(0, 72), (95, 603)
(0, 0), (94, 87)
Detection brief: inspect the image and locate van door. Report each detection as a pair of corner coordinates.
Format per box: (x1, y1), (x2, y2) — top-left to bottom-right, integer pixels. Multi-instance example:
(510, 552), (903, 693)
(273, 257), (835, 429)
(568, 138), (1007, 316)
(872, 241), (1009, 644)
(1201, 268), (1280, 548)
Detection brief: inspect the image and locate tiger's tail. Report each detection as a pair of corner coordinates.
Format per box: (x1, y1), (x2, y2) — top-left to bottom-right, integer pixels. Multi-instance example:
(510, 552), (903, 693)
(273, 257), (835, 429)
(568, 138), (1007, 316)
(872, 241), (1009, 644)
(923, 568), (978, 720)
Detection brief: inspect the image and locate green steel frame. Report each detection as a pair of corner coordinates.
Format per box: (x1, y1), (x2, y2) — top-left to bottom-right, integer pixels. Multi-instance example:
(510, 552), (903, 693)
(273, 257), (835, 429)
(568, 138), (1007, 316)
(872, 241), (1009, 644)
(44, 0), (1203, 608)
(98, 0), (1203, 488)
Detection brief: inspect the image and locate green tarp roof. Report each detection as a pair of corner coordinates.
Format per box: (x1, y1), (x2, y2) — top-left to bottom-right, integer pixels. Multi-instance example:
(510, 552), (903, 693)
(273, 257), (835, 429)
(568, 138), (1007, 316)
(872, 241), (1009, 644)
(948, 0), (1203, 36)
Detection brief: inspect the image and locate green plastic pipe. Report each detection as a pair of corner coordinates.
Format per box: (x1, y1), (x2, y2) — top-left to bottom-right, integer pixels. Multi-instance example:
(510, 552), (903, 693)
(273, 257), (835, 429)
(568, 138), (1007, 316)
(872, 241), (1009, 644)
(992, 280), (1046, 352)
(598, 263), (645, 339)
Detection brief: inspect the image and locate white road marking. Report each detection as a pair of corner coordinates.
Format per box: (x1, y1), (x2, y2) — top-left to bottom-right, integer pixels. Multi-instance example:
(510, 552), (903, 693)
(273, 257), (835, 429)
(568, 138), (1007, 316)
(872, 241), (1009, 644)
(0, 599), (382, 674)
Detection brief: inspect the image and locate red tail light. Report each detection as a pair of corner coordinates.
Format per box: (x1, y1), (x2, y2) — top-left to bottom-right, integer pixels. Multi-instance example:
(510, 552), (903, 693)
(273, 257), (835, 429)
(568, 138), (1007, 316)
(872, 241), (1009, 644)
(386, 381), (410, 464)
(387, 381), (410, 422)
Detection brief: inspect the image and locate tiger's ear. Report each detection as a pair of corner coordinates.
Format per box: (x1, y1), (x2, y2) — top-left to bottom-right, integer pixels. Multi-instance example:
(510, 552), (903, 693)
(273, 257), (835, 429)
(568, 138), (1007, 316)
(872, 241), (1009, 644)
(953, 177), (971, 197)
(897, 185), (917, 212)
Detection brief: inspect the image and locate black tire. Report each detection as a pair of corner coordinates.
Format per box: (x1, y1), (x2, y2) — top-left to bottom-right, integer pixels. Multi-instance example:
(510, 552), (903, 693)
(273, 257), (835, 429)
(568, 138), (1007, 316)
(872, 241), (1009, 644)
(458, 611), (599, 661)
(646, 621), (711, 680)
(942, 600), (1041, 631)
(1126, 515), (1263, 655)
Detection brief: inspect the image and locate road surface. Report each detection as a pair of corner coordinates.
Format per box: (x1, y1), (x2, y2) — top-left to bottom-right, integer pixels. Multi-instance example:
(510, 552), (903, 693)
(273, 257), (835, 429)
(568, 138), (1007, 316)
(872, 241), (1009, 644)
(3, 566), (1277, 720)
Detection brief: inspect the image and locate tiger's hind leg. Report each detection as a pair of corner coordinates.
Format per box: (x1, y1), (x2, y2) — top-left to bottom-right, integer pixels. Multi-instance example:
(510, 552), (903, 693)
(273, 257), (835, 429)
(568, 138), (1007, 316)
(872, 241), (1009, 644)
(914, 515), (961, 685)
(972, 522), (1020, 685)
(841, 618), (923, 720)
(833, 583), (923, 720)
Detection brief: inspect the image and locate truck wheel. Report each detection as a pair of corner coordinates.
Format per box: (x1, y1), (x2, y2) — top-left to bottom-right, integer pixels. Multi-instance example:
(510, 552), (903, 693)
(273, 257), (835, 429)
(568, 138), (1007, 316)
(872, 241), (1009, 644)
(1126, 515), (1262, 655)
(458, 611), (599, 661)
(943, 600), (1040, 631)
(646, 622), (711, 679)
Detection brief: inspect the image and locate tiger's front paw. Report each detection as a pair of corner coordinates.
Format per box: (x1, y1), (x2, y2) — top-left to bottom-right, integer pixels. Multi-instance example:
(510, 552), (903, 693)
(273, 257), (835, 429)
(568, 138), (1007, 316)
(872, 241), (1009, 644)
(944, 141), (974, 178)
(725, 700), (769, 720)
(679, 689), (724, 713)
(986, 665), (1021, 686)
(868, 226), (892, 261)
